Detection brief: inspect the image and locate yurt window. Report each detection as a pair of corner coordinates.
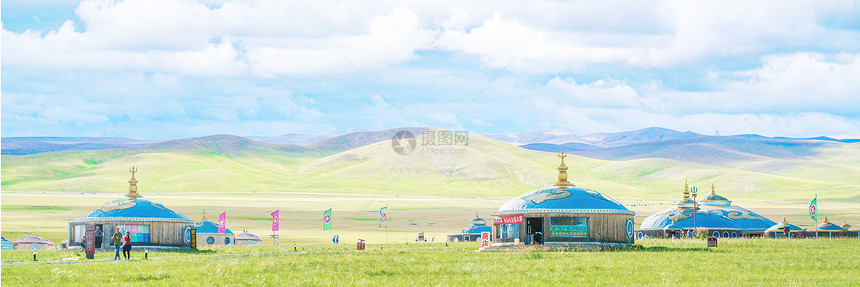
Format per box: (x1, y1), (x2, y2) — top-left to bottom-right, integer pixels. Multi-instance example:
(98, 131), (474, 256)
(550, 217), (588, 238)
(712, 231), (720, 238)
(74, 225), (86, 242)
(500, 224), (519, 239)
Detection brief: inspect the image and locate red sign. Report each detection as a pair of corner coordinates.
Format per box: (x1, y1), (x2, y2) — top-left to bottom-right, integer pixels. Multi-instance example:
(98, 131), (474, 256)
(85, 224), (95, 259)
(480, 232), (490, 248)
(493, 214), (524, 225)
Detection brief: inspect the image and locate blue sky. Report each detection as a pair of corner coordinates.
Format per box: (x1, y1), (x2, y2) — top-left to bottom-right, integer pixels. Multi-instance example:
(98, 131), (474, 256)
(3, 0), (860, 139)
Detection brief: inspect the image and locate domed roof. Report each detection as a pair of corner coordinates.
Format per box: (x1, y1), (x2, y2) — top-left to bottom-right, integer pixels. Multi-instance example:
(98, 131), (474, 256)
(700, 184), (731, 205)
(497, 153), (632, 216)
(78, 168), (193, 223)
(840, 221), (852, 229)
(698, 205), (775, 231)
(765, 218), (804, 232)
(194, 221), (233, 234)
(15, 234), (54, 245)
(236, 232), (262, 241)
(498, 187), (631, 216)
(813, 217), (847, 231)
(87, 198), (192, 221)
(460, 215), (492, 234)
(639, 206), (741, 231)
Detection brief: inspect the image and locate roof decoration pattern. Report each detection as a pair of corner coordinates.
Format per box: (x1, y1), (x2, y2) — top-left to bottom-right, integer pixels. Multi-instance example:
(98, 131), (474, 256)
(87, 198), (192, 221)
(498, 187), (631, 216)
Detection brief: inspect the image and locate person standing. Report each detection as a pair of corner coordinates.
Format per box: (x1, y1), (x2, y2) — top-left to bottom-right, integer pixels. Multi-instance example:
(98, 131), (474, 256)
(95, 227), (103, 249)
(122, 231), (132, 260)
(112, 228), (122, 260)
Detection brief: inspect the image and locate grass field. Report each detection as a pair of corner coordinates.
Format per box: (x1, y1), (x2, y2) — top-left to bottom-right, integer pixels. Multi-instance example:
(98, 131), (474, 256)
(2, 239), (859, 285)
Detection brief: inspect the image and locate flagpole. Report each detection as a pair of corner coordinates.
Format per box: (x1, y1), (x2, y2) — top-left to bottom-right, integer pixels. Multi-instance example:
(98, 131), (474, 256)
(815, 194), (818, 239)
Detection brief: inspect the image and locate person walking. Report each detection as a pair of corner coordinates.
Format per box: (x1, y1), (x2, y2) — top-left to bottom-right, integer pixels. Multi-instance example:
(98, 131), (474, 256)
(122, 231), (132, 260)
(112, 228), (122, 260)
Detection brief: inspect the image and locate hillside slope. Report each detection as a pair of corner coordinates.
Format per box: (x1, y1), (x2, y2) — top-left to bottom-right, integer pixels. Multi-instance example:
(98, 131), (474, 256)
(2, 132), (859, 201)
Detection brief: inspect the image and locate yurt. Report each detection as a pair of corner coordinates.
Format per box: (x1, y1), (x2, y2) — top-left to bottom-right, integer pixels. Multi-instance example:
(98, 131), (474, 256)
(235, 231), (263, 246)
(810, 217), (847, 238)
(765, 218), (804, 238)
(67, 168), (195, 249)
(696, 184), (776, 237)
(194, 212), (235, 246)
(447, 214), (492, 242)
(14, 234), (55, 250)
(637, 183), (743, 239)
(489, 152), (634, 248)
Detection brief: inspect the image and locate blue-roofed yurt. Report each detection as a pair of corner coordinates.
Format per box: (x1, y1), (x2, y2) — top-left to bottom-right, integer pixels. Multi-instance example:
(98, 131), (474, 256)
(765, 218), (804, 238)
(637, 183), (744, 239)
(194, 212), (235, 246)
(489, 153), (635, 248)
(696, 184), (776, 236)
(1, 236), (14, 250)
(67, 168), (194, 249)
(809, 217), (848, 238)
(447, 214), (492, 242)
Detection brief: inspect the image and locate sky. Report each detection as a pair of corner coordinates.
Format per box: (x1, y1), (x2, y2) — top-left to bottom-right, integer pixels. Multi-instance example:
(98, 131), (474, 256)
(2, 0), (860, 139)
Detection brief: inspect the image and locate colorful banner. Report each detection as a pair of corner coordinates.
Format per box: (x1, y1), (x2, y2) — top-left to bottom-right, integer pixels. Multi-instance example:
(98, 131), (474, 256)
(809, 196), (818, 222)
(271, 209), (280, 232)
(323, 208), (332, 231)
(493, 214), (524, 225)
(218, 212), (227, 233)
(379, 207), (388, 228)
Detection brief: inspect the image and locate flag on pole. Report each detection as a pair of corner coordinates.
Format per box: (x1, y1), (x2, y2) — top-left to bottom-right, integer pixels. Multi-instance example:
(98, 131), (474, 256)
(323, 208), (332, 231)
(271, 209), (280, 232)
(379, 206), (388, 228)
(218, 212), (227, 233)
(809, 196), (818, 222)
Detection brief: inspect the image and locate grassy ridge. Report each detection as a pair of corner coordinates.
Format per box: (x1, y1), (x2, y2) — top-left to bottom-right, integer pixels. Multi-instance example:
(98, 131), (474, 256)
(2, 135), (859, 201)
(2, 239), (859, 285)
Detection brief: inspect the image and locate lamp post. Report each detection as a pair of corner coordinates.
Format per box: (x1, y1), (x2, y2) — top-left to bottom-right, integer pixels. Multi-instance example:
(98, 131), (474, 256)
(691, 187), (698, 238)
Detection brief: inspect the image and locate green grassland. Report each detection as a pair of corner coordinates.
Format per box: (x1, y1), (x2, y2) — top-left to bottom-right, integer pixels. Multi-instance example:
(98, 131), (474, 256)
(2, 239), (859, 285)
(3, 134), (860, 246)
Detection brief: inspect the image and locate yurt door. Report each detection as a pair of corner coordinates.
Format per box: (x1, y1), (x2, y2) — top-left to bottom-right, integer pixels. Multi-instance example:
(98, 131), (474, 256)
(526, 218), (542, 244)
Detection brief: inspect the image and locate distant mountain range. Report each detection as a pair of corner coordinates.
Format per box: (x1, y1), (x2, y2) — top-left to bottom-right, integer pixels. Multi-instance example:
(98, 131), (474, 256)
(2, 127), (859, 201)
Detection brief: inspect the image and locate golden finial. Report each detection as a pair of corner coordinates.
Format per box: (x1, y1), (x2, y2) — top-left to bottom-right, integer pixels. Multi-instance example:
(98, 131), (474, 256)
(782, 217), (788, 224)
(201, 210), (209, 222)
(683, 180), (690, 201)
(711, 183), (716, 196)
(125, 166), (142, 199)
(554, 151), (572, 187)
(822, 216), (830, 224)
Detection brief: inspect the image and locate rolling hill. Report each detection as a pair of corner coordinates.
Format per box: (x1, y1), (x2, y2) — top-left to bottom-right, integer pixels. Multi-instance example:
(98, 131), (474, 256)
(2, 128), (859, 202)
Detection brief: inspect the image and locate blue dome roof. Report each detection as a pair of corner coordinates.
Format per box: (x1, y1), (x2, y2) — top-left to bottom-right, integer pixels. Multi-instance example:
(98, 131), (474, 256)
(698, 205), (776, 232)
(766, 220), (804, 232)
(814, 218), (847, 231)
(639, 206), (741, 231)
(497, 186), (632, 216)
(87, 198), (192, 221)
(460, 217), (492, 234)
(194, 221), (233, 234)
